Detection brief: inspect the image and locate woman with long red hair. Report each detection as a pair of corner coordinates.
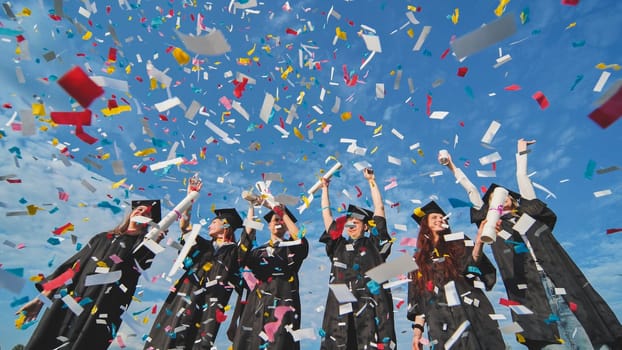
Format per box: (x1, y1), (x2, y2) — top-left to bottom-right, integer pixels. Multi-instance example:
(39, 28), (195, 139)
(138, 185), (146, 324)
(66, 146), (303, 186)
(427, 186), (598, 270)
(407, 201), (505, 350)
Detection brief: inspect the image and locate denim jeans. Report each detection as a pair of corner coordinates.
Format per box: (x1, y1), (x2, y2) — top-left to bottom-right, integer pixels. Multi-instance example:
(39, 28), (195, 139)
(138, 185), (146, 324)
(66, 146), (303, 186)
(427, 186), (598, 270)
(539, 274), (609, 350)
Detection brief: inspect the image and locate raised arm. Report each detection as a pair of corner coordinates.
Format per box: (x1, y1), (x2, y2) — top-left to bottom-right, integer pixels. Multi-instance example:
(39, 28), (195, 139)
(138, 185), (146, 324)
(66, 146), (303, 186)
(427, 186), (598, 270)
(516, 139), (537, 200)
(180, 176), (203, 234)
(442, 151), (485, 210)
(364, 168), (385, 217)
(273, 204), (299, 240)
(320, 178), (334, 231)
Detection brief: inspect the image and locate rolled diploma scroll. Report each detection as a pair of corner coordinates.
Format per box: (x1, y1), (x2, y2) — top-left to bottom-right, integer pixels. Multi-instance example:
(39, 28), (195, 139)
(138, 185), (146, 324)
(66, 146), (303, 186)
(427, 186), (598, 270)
(135, 190), (200, 254)
(298, 161), (342, 213)
(168, 223), (201, 277)
(307, 161), (343, 194)
(481, 186), (508, 244)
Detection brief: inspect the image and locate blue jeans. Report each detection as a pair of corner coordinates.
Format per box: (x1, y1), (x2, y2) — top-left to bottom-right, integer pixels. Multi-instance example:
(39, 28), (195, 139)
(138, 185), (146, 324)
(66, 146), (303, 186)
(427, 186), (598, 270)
(539, 274), (609, 350)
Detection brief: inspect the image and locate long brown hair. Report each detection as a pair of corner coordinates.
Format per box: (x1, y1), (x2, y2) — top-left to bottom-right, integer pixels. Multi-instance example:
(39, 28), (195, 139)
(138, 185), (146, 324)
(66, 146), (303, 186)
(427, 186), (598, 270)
(109, 210), (149, 236)
(411, 215), (466, 295)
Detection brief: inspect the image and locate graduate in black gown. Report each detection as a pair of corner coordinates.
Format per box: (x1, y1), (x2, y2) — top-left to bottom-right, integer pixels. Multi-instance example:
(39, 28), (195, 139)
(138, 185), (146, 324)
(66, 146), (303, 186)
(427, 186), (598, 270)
(407, 201), (505, 350)
(18, 200), (163, 350)
(232, 204), (308, 350)
(144, 178), (254, 350)
(444, 139), (622, 349)
(318, 167), (396, 350)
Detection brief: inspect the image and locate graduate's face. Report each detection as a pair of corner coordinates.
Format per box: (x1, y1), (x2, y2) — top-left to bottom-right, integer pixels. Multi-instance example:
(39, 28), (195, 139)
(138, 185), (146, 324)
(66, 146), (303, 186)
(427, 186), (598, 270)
(269, 215), (287, 238)
(131, 205), (151, 218)
(426, 213), (447, 234)
(503, 196), (514, 210)
(345, 217), (366, 240)
(208, 218), (227, 238)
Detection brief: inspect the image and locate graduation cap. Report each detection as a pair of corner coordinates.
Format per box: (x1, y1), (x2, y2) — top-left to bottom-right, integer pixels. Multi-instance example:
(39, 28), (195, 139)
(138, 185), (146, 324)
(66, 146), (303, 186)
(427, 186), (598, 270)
(481, 183), (520, 203)
(346, 204), (373, 223)
(214, 208), (244, 231)
(263, 206), (297, 223)
(411, 201), (446, 226)
(131, 199), (162, 223)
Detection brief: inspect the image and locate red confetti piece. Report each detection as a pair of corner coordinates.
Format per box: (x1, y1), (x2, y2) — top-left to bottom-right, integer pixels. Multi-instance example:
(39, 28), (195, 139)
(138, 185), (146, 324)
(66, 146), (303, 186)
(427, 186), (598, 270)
(355, 185), (363, 198)
(233, 77), (249, 98)
(75, 124), (98, 144)
(107, 99), (118, 109)
(285, 28), (298, 36)
(151, 305), (158, 314)
(440, 48), (450, 59)
(532, 91), (550, 110)
(457, 67), (468, 77)
(606, 228), (622, 235)
(57, 67), (104, 108)
(330, 216), (347, 240)
(588, 85), (622, 129)
(499, 298), (521, 306)
(3, 103), (12, 108)
(7, 178), (22, 184)
(108, 47), (117, 62)
(16, 35), (26, 43)
(51, 110), (93, 126)
(426, 94), (432, 116)
(504, 84), (522, 91)
(562, 0), (579, 5)
(215, 308), (227, 323)
(568, 301), (578, 312)
(396, 300), (405, 309)
(53, 222), (74, 235)
(42, 263), (79, 291)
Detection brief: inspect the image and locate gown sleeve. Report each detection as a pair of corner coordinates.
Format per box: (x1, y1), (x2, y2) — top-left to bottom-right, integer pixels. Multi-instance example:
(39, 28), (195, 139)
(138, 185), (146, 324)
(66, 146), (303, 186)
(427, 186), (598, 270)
(369, 215), (392, 261)
(406, 275), (422, 321)
(35, 232), (103, 293)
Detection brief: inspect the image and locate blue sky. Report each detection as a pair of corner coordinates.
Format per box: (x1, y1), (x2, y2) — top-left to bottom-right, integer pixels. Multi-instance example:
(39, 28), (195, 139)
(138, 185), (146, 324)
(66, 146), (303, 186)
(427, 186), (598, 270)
(1, 0), (621, 349)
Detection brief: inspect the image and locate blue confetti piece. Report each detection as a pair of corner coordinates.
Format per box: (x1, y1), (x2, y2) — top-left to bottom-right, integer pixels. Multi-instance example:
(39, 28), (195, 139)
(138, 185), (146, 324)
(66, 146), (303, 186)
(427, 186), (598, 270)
(367, 280), (380, 295)
(10, 296), (30, 308)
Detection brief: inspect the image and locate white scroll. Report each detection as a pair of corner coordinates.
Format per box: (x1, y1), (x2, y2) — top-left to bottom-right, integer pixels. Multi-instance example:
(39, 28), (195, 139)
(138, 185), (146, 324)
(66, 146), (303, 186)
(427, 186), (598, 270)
(135, 190), (200, 254)
(481, 187), (508, 244)
(297, 161), (342, 213)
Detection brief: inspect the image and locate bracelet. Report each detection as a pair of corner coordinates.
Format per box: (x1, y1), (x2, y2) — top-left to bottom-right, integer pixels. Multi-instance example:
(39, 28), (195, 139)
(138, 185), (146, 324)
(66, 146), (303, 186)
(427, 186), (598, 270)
(321, 206), (330, 211)
(412, 323), (424, 332)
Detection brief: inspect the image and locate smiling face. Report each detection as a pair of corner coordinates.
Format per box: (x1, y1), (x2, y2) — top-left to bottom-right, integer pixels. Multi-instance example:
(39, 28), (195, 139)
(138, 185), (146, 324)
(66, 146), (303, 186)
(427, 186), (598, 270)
(345, 217), (367, 240)
(208, 218), (227, 239)
(426, 213), (447, 235)
(127, 205), (151, 235)
(268, 214), (287, 239)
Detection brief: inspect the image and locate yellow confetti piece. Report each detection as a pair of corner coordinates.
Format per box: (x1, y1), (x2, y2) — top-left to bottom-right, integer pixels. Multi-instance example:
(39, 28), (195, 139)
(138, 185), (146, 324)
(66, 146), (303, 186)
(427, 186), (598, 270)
(411, 158), (417, 165)
(97, 261), (109, 268)
(335, 27), (347, 41)
(373, 125), (383, 135)
(451, 8), (460, 24)
(15, 313), (25, 329)
(237, 57), (251, 66)
(247, 43), (256, 56)
(281, 65), (294, 80)
(494, 0), (510, 17)
(134, 148), (157, 157)
(32, 103), (46, 116)
(595, 63), (621, 70)
(82, 31), (93, 40)
(19, 8), (32, 16)
(101, 105), (132, 117)
(517, 334), (526, 343)
(26, 204), (44, 215)
(407, 5), (419, 12)
(101, 153), (110, 160)
(29, 275), (44, 282)
(565, 22), (576, 30)
(417, 149), (424, 157)
(288, 276), (295, 282)
(520, 11), (528, 25)
(296, 91), (306, 105)
(106, 65), (116, 74)
(142, 317), (149, 324)
(301, 195), (310, 208)
(202, 262), (213, 271)
(406, 28), (415, 38)
(150, 78), (158, 90)
(172, 47), (190, 65)
(91, 305), (98, 315)
(293, 127), (304, 140)
(370, 146), (378, 154)
(111, 178), (127, 189)
(341, 111), (352, 121)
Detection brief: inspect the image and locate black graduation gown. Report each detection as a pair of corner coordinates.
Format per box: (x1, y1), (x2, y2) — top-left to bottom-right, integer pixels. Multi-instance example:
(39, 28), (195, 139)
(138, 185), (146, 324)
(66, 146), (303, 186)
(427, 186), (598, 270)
(472, 198), (622, 349)
(144, 236), (241, 350)
(406, 237), (505, 350)
(232, 236), (309, 350)
(318, 216), (397, 350)
(25, 231), (155, 350)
